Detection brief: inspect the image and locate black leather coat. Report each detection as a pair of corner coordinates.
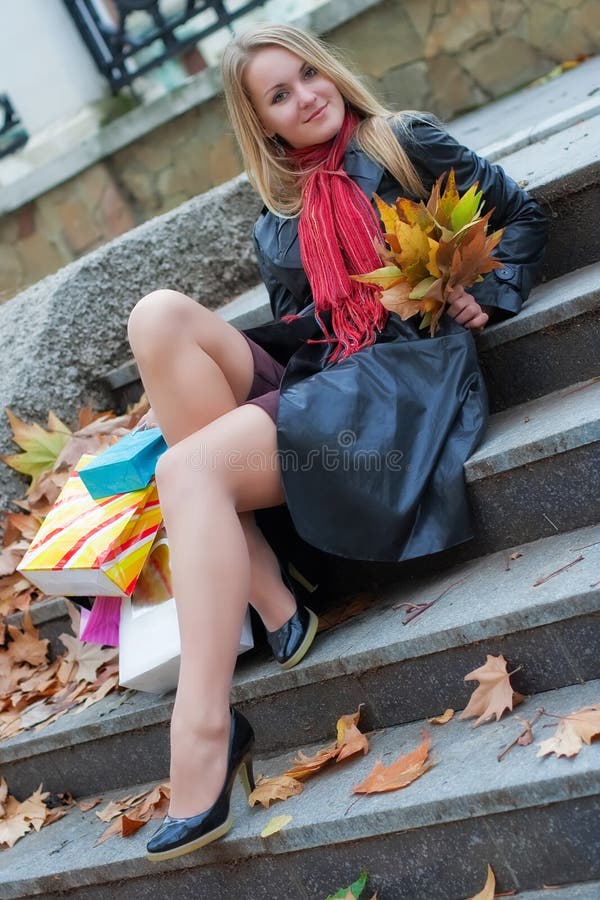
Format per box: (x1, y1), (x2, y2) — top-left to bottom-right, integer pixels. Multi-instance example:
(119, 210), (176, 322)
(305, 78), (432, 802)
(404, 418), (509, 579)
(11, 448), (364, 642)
(245, 118), (548, 563)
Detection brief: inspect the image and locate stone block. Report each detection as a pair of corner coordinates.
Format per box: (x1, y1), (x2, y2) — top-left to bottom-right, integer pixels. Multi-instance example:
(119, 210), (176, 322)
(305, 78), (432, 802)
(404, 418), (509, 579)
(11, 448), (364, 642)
(403, 0), (434, 39)
(427, 54), (487, 119)
(0, 174), (262, 511)
(58, 197), (104, 254)
(493, 0), (525, 31)
(329, 0), (423, 78)
(0, 245), (24, 304)
(570, 0), (600, 50)
(16, 231), (65, 285)
(77, 163), (113, 212)
(462, 34), (553, 96)
(98, 181), (136, 239)
(425, 0), (493, 57)
(377, 61), (431, 112)
(527, 0), (596, 59)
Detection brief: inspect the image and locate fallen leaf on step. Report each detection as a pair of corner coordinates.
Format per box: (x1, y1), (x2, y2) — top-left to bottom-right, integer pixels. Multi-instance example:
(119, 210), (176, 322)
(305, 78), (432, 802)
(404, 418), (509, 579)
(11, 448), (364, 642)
(0, 779), (66, 849)
(56, 633), (118, 685)
(353, 732), (433, 794)
(248, 774), (303, 809)
(260, 813), (292, 837)
(427, 708), (454, 725)
(285, 707), (369, 780)
(325, 870), (372, 899)
(79, 797), (103, 812)
(95, 783), (170, 844)
(459, 655), (523, 727)
(466, 864), (495, 899)
(537, 702), (600, 758)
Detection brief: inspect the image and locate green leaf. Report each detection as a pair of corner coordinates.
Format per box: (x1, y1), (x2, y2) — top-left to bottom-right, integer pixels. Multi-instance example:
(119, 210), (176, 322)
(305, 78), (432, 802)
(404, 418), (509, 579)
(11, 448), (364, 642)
(1, 409), (71, 485)
(350, 266), (405, 289)
(409, 276), (437, 300)
(450, 184), (483, 232)
(325, 871), (368, 899)
(419, 311), (433, 330)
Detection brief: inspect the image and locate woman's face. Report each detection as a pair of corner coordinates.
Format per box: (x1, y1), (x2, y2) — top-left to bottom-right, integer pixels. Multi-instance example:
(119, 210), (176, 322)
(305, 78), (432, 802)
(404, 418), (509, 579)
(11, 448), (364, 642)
(244, 46), (346, 150)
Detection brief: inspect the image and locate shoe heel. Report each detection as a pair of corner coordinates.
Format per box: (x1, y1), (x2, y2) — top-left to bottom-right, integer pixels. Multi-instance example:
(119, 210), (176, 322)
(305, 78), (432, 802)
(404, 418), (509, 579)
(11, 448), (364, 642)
(238, 753), (256, 798)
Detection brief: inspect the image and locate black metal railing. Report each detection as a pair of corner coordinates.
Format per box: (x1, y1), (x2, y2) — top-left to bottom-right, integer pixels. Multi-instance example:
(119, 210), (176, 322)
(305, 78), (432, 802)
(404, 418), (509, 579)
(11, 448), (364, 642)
(0, 94), (28, 159)
(64, 0), (267, 93)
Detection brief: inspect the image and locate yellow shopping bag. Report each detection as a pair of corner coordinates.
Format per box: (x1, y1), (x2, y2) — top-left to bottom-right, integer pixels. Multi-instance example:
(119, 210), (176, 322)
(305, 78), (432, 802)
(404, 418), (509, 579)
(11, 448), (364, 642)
(18, 455), (162, 598)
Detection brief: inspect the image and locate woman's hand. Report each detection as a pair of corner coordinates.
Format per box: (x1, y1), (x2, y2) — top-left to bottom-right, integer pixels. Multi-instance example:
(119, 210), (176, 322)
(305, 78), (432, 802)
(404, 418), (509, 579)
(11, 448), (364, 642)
(136, 407), (159, 431)
(446, 285), (489, 331)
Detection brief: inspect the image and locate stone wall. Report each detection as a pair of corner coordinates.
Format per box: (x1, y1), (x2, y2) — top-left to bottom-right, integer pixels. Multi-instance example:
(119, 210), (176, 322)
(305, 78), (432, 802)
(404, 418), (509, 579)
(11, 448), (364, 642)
(1, 0), (598, 302)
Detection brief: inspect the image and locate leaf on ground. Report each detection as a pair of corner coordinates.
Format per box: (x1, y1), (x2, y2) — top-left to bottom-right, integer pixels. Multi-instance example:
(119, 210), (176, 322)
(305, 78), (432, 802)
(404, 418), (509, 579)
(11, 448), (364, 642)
(57, 633), (118, 685)
(95, 783), (170, 844)
(6, 612), (49, 667)
(0, 780), (61, 849)
(317, 593), (379, 633)
(353, 732), (433, 795)
(79, 797), (103, 812)
(459, 655), (523, 728)
(260, 813), (292, 838)
(466, 864), (495, 899)
(1, 409), (71, 487)
(537, 703), (600, 758)
(248, 775), (303, 809)
(285, 707), (369, 781)
(427, 708), (455, 725)
(325, 870), (369, 899)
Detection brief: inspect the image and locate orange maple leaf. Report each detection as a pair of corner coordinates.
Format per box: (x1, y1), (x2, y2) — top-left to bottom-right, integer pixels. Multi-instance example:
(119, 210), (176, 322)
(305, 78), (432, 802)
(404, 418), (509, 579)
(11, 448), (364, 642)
(459, 654), (523, 728)
(247, 774), (303, 809)
(353, 732), (433, 795)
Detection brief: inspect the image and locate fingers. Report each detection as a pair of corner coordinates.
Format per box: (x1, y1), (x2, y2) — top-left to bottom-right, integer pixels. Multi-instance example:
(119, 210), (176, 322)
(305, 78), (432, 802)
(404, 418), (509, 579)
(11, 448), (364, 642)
(446, 285), (489, 331)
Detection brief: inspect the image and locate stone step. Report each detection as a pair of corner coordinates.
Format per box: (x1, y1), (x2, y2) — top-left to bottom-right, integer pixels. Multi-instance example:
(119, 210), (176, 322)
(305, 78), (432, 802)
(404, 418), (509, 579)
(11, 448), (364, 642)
(464, 375), (600, 555)
(3, 521), (599, 800)
(477, 261), (600, 412)
(105, 261), (600, 415)
(2, 678), (599, 900)
(449, 55), (600, 161)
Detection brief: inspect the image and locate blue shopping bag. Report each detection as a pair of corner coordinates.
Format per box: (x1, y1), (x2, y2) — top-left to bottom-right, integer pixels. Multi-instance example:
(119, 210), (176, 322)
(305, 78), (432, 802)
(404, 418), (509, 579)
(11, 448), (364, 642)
(79, 428), (167, 500)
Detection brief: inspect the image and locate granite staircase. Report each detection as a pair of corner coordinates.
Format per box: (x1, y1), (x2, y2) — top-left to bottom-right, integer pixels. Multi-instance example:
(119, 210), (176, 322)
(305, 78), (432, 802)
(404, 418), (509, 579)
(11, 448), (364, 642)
(1, 61), (600, 899)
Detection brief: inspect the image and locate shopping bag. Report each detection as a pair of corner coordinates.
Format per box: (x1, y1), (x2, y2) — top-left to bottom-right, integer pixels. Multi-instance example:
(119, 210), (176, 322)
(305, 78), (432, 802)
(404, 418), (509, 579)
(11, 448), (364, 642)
(79, 427), (167, 500)
(118, 535), (254, 693)
(18, 454), (162, 598)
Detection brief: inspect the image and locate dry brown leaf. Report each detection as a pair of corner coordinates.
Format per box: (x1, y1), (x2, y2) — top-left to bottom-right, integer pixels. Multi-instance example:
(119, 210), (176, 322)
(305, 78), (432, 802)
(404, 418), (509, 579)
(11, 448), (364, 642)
(248, 775), (304, 809)
(285, 707), (369, 780)
(78, 797), (103, 812)
(353, 732), (433, 795)
(459, 655), (522, 728)
(427, 708), (455, 725)
(537, 703), (600, 758)
(6, 612), (49, 667)
(57, 633), (118, 685)
(95, 783), (170, 845)
(466, 864), (495, 899)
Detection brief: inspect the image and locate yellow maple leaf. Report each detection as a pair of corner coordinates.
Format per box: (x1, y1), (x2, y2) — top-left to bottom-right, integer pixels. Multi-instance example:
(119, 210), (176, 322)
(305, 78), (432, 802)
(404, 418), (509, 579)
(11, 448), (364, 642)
(1, 409), (71, 488)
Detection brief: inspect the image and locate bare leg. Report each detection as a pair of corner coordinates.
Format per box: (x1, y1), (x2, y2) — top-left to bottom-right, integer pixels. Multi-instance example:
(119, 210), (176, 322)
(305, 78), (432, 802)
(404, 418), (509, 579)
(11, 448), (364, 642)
(128, 290), (296, 631)
(155, 404), (285, 817)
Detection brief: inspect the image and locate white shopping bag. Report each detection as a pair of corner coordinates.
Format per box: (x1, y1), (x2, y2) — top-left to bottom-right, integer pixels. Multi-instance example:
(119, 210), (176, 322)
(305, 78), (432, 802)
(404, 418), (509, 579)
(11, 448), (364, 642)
(118, 536), (253, 693)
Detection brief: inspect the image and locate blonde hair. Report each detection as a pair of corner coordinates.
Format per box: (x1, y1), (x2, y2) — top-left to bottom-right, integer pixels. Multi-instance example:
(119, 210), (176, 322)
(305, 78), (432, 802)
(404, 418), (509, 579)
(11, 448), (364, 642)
(221, 23), (426, 216)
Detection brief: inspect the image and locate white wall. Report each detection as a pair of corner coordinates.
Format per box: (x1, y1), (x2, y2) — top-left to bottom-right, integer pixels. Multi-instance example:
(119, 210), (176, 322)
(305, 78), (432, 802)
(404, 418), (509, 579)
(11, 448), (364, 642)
(0, 0), (108, 134)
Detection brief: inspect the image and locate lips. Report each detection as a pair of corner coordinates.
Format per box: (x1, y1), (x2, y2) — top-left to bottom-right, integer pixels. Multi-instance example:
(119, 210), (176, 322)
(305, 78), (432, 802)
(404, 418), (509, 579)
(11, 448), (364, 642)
(305, 104), (327, 123)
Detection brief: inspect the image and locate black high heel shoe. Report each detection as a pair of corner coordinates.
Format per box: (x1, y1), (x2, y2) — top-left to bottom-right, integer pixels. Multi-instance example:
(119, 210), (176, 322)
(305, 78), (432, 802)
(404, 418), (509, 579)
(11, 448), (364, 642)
(266, 569), (319, 669)
(146, 707), (255, 862)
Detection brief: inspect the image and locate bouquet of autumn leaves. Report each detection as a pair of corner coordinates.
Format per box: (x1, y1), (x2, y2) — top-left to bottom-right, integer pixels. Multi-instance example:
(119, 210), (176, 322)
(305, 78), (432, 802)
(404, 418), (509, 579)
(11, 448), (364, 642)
(352, 168), (504, 335)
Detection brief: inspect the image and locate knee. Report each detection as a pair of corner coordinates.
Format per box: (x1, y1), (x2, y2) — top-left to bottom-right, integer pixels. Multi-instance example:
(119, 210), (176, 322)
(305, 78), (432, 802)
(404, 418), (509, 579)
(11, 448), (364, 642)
(155, 438), (234, 512)
(127, 289), (191, 361)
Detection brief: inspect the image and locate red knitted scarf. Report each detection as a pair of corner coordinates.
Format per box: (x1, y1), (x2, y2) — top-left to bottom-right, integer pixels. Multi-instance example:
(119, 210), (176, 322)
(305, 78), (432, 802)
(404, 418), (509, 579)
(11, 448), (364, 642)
(285, 110), (388, 362)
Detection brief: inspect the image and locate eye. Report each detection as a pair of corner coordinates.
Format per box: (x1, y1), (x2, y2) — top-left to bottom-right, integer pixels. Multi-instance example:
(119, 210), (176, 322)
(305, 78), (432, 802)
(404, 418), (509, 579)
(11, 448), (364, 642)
(304, 65), (317, 78)
(272, 90), (288, 104)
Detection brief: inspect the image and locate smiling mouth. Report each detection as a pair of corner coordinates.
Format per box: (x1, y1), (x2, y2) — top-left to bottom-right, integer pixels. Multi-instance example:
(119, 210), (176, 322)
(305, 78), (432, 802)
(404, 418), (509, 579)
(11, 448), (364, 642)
(305, 104), (327, 123)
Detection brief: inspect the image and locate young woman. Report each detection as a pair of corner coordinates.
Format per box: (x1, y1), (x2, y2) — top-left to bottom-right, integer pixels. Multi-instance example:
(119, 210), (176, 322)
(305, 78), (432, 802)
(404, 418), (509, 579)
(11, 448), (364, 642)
(128, 24), (548, 861)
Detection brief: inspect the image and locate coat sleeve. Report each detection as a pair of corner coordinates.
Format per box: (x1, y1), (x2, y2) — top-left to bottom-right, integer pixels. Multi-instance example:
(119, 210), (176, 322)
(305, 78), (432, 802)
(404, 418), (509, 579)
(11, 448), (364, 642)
(252, 217), (312, 321)
(403, 117), (549, 319)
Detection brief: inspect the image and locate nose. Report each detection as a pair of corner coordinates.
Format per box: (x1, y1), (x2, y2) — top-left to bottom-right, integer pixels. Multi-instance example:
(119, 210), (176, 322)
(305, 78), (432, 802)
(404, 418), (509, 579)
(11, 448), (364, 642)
(297, 82), (317, 106)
